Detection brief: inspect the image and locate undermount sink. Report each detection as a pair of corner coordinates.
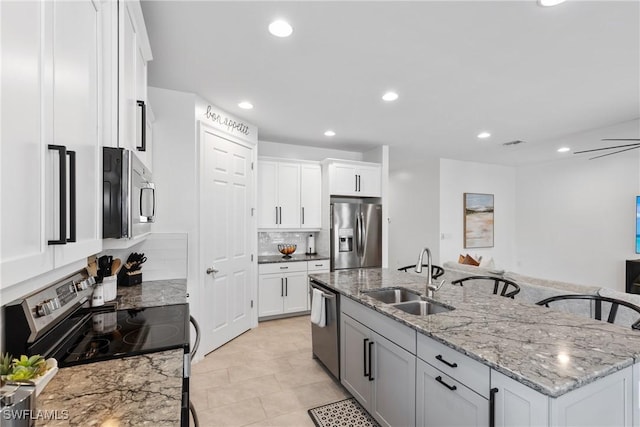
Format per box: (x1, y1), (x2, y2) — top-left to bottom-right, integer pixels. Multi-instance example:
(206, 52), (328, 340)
(363, 288), (423, 304)
(391, 300), (453, 316)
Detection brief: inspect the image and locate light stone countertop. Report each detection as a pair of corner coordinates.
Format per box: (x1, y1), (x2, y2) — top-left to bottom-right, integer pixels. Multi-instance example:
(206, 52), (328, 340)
(309, 268), (640, 397)
(36, 349), (183, 426)
(116, 278), (187, 309)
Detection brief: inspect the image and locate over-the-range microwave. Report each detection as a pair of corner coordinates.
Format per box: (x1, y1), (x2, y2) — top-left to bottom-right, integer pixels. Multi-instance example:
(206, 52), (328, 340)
(103, 147), (155, 239)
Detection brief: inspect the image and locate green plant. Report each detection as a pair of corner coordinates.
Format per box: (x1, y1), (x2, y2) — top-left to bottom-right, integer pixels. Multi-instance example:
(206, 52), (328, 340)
(1, 354), (48, 381)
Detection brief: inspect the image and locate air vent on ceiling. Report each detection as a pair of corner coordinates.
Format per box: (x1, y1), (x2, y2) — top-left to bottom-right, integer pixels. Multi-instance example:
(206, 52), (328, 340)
(502, 140), (526, 147)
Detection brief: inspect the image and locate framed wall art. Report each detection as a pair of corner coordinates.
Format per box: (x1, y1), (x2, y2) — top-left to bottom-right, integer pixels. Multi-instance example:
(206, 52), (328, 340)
(464, 193), (494, 248)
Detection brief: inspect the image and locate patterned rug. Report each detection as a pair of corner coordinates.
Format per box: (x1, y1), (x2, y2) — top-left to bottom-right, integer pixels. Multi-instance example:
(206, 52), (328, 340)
(308, 397), (380, 427)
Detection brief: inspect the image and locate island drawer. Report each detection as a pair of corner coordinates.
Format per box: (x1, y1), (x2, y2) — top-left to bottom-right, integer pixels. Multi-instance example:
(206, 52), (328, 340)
(259, 261), (307, 275)
(417, 334), (490, 398)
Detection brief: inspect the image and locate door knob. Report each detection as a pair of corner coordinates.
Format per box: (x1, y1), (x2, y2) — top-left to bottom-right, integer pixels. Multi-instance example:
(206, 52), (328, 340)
(206, 267), (219, 275)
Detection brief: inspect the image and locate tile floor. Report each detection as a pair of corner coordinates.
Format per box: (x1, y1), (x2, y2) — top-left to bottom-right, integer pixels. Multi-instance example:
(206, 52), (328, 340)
(190, 315), (351, 426)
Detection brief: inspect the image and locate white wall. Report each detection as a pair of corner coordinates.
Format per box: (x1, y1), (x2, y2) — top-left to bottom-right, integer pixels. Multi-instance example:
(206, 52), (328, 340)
(388, 156), (440, 269)
(515, 152), (639, 291)
(439, 158), (517, 270)
(258, 140), (363, 162)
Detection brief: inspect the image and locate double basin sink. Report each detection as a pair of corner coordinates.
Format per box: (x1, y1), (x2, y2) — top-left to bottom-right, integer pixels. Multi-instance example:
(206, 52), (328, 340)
(362, 288), (453, 316)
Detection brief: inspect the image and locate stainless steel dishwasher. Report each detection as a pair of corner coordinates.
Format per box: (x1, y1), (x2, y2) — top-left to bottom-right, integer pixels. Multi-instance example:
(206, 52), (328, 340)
(309, 278), (340, 380)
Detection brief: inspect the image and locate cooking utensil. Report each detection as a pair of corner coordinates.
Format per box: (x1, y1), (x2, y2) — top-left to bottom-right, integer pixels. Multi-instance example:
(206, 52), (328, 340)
(98, 255), (113, 277)
(111, 258), (122, 275)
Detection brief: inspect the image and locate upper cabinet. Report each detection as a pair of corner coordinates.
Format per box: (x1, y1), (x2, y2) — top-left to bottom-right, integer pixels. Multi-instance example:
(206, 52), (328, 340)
(1, 0), (102, 289)
(104, 0), (153, 170)
(327, 160), (382, 197)
(258, 160), (321, 230)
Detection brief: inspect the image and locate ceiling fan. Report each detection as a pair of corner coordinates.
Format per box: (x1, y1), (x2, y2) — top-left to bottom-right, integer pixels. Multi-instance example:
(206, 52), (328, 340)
(574, 138), (640, 160)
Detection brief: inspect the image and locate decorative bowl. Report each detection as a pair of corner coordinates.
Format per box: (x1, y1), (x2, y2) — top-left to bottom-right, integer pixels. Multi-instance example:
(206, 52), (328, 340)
(277, 244), (297, 258)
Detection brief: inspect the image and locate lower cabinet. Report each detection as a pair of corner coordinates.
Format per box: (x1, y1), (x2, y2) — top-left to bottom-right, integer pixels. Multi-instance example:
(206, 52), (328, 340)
(258, 262), (308, 318)
(341, 313), (416, 427)
(417, 359), (488, 427)
(491, 370), (548, 427)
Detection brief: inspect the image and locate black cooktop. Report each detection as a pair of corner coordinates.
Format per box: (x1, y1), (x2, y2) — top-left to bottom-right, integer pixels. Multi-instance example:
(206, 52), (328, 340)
(51, 303), (189, 367)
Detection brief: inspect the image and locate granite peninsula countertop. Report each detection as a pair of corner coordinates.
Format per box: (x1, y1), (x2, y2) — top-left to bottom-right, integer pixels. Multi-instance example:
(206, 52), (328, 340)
(36, 279), (189, 426)
(309, 268), (640, 398)
(258, 254), (330, 264)
(36, 349), (183, 426)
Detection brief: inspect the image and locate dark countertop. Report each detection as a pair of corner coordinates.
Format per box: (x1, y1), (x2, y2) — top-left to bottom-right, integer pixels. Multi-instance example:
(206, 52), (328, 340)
(36, 279), (189, 426)
(258, 254), (330, 264)
(309, 268), (640, 398)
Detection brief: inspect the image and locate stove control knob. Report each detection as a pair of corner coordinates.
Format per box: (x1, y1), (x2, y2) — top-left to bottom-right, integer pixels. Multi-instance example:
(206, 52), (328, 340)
(36, 302), (51, 317)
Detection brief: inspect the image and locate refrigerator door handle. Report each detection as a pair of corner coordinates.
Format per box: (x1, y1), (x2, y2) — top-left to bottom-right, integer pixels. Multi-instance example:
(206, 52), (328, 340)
(359, 212), (366, 259)
(354, 213), (361, 257)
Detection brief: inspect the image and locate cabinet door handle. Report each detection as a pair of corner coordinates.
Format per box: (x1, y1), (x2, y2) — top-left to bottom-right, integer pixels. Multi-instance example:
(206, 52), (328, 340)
(279, 206), (282, 224)
(301, 207), (304, 225)
(355, 175), (358, 192)
(281, 278), (284, 297)
(489, 387), (499, 427)
(368, 341), (374, 381)
(48, 145), (67, 245)
(363, 338), (369, 378)
(435, 354), (458, 368)
(285, 277), (288, 296)
(275, 207), (279, 225)
(136, 100), (146, 151)
(435, 376), (457, 391)
(357, 175), (361, 192)
(66, 150), (77, 243)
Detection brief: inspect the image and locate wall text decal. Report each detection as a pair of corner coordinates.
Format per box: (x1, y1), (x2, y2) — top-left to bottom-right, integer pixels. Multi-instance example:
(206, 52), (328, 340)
(204, 105), (250, 136)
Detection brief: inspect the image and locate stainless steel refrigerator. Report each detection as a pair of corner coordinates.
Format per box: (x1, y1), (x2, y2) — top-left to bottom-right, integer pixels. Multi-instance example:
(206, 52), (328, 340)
(331, 202), (382, 270)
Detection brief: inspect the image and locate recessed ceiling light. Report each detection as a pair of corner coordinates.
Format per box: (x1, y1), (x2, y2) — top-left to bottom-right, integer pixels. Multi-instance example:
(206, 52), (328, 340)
(268, 20), (293, 37)
(557, 147), (571, 153)
(238, 101), (254, 110)
(324, 130), (336, 137)
(477, 132), (491, 139)
(538, 0), (566, 7)
(382, 91), (399, 102)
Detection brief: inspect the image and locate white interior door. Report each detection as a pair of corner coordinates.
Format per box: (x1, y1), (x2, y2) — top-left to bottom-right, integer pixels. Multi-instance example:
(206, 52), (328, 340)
(200, 126), (254, 354)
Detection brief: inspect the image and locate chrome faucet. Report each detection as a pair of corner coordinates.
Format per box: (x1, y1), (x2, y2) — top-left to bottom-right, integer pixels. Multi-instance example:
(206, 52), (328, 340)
(415, 247), (445, 298)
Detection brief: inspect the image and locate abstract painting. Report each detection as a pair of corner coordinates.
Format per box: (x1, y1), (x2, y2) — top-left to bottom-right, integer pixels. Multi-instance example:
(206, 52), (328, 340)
(464, 193), (494, 248)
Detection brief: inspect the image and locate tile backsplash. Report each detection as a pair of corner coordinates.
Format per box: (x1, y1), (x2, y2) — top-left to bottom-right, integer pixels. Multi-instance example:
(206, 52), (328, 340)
(259, 232), (320, 255)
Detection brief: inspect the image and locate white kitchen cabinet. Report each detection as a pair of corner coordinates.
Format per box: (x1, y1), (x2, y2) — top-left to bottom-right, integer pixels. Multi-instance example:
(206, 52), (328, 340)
(340, 313), (416, 427)
(1, 0), (101, 289)
(492, 365), (633, 427)
(300, 164), (322, 229)
(257, 161), (301, 229)
(417, 359), (489, 427)
(328, 161), (381, 197)
(258, 262), (308, 318)
(101, 0), (153, 169)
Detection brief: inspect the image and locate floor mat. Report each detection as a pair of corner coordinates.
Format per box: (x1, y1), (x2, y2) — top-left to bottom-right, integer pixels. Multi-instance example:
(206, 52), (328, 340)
(307, 397), (380, 427)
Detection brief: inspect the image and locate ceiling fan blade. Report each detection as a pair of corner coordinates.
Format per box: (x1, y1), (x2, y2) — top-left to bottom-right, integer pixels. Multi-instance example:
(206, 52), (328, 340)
(588, 145), (640, 160)
(574, 142), (640, 154)
(601, 138), (640, 141)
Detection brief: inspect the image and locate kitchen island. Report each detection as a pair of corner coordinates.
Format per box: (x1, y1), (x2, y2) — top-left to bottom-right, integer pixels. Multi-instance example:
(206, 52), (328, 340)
(310, 268), (640, 427)
(36, 279), (189, 426)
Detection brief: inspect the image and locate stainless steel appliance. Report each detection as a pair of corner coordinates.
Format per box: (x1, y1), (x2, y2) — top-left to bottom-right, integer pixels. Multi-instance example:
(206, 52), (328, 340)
(3, 271), (192, 426)
(309, 279), (340, 380)
(331, 202), (382, 271)
(1, 383), (35, 427)
(103, 147), (155, 239)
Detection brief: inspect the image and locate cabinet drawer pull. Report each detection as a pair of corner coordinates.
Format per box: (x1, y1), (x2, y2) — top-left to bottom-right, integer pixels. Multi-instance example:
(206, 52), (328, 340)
(435, 376), (457, 391)
(435, 354), (458, 368)
(315, 264), (323, 267)
(363, 338), (369, 378)
(280, 266), (288, 270)
(489, 387), (499, 427)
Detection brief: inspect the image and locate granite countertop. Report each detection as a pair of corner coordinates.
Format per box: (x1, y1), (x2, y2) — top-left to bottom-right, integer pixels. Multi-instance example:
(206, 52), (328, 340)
(36, 349), (183, 426)
(309, 268), (640, 398)
(35, 279), (189, 425)
(258, 253), (330, 264)
(117, 278), (187, 309)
